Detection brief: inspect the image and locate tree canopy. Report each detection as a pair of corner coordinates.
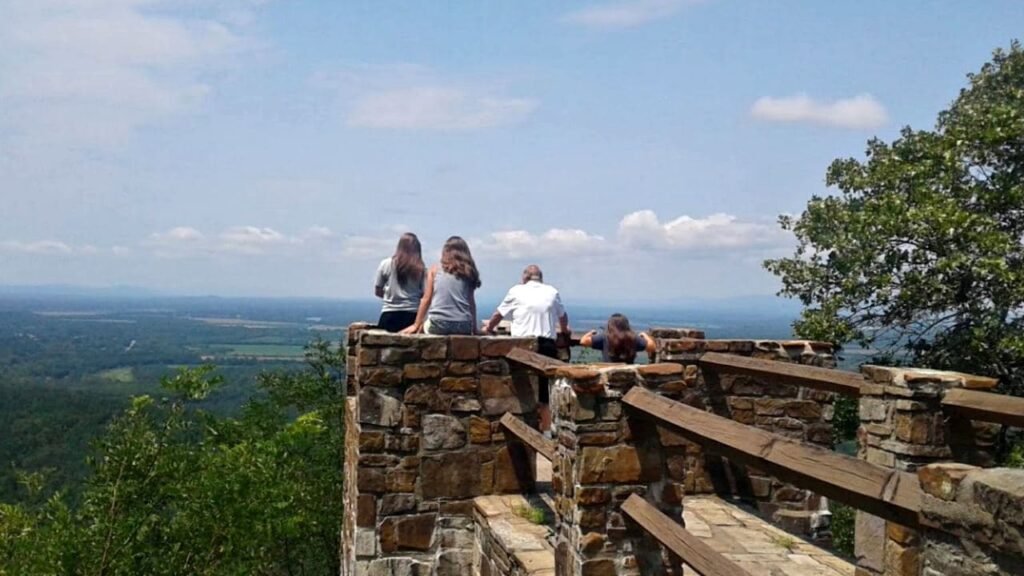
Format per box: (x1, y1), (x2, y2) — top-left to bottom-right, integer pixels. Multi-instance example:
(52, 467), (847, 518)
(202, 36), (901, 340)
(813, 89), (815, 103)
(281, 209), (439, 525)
(765, 41), (1024, 394)
(0, 340), (346, 576)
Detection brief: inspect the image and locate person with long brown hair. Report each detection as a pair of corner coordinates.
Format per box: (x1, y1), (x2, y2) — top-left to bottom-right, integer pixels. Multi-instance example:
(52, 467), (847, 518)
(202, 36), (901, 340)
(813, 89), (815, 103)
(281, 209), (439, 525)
(401, 236), (481, 335)
(373, 233), (425, 332)
(579, 313), (655, 364)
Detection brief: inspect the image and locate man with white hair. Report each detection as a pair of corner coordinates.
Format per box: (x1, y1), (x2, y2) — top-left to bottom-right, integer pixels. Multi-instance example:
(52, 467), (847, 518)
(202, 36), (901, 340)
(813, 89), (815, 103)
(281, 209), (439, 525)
(483, 264), (569, 435)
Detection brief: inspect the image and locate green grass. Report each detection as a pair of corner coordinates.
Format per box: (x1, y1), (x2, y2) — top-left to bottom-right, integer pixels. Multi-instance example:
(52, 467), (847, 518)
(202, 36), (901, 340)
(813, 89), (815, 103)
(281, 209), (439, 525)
(512, 504), (547, 525)
(221, 344), (306, 358)
(96, 367), (134, 383)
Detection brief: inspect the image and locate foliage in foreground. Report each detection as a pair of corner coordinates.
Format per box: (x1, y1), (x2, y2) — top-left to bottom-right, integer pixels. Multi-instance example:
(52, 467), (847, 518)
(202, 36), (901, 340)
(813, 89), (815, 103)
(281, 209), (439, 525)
(0, 340), (346, 576)
(765, 41), (1024, 397)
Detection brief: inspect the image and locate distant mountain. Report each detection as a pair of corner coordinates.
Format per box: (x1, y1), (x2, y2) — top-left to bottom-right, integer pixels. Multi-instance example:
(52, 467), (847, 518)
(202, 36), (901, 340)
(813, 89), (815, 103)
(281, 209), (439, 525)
(0, 284), (163, 299)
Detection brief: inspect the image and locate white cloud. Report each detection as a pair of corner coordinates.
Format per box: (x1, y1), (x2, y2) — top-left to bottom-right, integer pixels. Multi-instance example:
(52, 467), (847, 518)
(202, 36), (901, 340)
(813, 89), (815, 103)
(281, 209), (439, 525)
(477, 229), (605, 259)
(151, 226), (205, 243)
(147, 225), (340, 258)
(0, 239), (119, 256)
(316, 64), (538, 131)
(618, 210), (789, 251)
(562, 0), (704, 29)
(0, 0), (265, 153)
(750, 93), (888, 130)
(0, 240), (74, 255)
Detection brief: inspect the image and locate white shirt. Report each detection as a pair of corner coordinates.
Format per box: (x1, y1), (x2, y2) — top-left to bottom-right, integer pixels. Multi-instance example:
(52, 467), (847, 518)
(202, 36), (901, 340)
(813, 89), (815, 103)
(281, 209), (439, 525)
(496, 281), (565, 339)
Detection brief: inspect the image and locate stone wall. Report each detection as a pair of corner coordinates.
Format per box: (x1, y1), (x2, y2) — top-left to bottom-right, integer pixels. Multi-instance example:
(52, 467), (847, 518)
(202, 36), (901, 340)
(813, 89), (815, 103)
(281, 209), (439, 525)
(341, 328), (543, 576)
(551, 362), (691, 576)
(653, 334), (837, 536)
(854, 366), (1002, 576)
(918, 463), (1024, 576)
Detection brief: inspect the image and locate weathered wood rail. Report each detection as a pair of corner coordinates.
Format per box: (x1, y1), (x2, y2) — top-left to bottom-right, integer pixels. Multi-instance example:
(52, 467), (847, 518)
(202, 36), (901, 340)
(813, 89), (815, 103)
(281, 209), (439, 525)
(698, 351), (866, 396)
(621, 495), (751, 576)
(942, 387), (1024, 428)
(505, 347), (567, 376)
(499, 412), (556, 462)
(622, 386), (922, 528)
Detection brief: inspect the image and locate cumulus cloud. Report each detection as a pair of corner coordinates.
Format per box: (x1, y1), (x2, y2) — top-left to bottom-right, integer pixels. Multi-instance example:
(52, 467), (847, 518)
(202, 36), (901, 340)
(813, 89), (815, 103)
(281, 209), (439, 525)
(0, 239), (117, 256)
(617, 210), (789, 251)
(0, 0), (266, 153)
(146, 225), (335, 257)
(316, 64), (537, 131)
(476, 229), (605, 259)
(562, 0), (705, 29)
(750, 93), (888, 129)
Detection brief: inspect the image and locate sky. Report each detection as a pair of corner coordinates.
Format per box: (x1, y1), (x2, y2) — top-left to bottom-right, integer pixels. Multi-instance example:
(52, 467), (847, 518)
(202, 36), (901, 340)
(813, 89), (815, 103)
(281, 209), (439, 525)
(1, 0), (1022, 303)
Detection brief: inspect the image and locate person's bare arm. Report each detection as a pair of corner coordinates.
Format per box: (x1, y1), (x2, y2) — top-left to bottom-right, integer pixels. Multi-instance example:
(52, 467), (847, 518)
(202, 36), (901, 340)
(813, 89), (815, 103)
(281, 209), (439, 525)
(484, 311), (503, 334)
(401, 266), (434, 334)
(374, 286), (384, 298)
(579, 330), (596, 348)
(559, 312), (569, 334)
(640, 332), (656, 355)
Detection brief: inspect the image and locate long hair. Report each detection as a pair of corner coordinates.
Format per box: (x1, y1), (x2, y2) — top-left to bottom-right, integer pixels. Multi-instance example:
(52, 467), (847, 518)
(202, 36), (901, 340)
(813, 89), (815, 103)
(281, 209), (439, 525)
(392, 233), (424, 285)
(606, 313), (637, 364)
(440, 236), (481, 289)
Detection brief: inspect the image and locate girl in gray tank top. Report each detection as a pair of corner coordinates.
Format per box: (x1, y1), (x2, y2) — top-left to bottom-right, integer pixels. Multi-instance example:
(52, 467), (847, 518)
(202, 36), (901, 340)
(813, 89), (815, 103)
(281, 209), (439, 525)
(401, 236), (481, 336)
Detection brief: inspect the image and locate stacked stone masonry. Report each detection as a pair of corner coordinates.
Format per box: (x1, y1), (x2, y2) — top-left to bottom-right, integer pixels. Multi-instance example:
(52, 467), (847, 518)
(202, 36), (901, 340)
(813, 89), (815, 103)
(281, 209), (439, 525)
(854, 366), (1003, 576)
(653, 332), (838, 536)
(341, 327), (543, 576)
(918, 463), (1024, 576)
(341, 324), (1024, 576)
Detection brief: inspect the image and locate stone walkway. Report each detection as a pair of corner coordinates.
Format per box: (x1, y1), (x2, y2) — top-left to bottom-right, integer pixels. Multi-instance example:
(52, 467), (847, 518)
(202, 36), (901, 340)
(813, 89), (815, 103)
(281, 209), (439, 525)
(681, 495), (855, 576)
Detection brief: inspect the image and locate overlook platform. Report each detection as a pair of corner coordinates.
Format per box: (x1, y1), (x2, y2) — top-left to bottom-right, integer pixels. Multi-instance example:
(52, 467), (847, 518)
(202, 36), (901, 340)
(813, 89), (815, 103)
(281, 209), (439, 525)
(340, 325), (1024, 576)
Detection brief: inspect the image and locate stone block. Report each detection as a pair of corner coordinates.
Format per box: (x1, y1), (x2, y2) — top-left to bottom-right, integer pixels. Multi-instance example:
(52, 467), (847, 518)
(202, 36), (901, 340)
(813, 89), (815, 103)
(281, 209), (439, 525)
(358, 388), (402, 427)
(379, 493), (416, 515)
(468, 416), (491, 444)
(357, 494), (376, 527)
(859, 398), (889, 422)
(379, 513), (436, 552)
(449, 336), (479, 360)
(578, 445), (657, 484)
(360, 431), (385, 452)
(440, 376), (476, 392)
(421, 452), (483, 499)
(360, 366), (403, 387)
(918, 463), (977, 500)
(380, 347), (420, 365)
(420, 338), (447, 360)
(421, 414), (466, 450)
(403, 363), (443, 380)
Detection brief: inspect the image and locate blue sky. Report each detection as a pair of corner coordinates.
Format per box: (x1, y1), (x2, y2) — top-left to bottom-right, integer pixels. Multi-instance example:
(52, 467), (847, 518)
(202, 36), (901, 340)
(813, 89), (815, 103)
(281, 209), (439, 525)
(1, 0), (1021, 302)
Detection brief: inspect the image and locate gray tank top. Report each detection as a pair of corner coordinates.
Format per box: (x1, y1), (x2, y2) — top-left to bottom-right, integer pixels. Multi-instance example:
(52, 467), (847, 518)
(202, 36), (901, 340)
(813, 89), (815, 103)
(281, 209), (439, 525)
(428, 268), (474, 322)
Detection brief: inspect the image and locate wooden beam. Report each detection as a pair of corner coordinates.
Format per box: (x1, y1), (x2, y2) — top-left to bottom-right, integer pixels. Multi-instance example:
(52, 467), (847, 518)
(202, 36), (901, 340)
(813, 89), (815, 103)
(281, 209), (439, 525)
(499, 413), (556, 462)
(942, 388), (1024, 428)
(699, 351), (865, 397)
(505, 347), (568, 376)
(622, 387), (921, 527)
(621, 495), (750, 576)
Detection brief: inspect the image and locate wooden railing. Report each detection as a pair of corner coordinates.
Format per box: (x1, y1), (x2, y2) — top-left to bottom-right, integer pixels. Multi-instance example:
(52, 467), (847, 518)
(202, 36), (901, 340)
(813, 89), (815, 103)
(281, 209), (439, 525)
(499, 412), (556, 462)
(621, 495), (750, 576)
(698, 351), (866, 396)
(941, 388), (1024, 428)
(622, 386), (922, 527)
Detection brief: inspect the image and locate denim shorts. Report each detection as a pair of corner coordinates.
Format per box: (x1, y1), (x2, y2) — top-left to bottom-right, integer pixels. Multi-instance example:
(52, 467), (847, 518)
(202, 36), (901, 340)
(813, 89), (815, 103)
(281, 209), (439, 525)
(424, 317), (473, 335)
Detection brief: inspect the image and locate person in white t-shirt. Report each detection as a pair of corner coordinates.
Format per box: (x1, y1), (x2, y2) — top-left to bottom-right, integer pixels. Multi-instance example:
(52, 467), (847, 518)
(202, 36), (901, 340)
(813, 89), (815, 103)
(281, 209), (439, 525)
(483, 265), (569, 434)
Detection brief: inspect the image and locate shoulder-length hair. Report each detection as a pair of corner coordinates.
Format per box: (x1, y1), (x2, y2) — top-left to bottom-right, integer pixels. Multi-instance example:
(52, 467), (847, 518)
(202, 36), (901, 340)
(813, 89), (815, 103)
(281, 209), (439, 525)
(606, 313), (637, 364)
(392, 233), (424, 285)
(440, 236), (481, 289)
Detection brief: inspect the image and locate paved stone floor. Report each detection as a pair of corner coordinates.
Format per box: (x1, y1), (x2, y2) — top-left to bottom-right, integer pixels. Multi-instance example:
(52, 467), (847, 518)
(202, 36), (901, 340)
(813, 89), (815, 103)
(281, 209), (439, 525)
(534, 454), (854, 575)
(681, 495), (855, 576)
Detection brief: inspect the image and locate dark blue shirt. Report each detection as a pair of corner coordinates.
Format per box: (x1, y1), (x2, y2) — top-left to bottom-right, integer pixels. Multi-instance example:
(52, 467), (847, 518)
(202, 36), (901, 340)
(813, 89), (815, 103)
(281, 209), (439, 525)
(588, 332), (648, 363)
